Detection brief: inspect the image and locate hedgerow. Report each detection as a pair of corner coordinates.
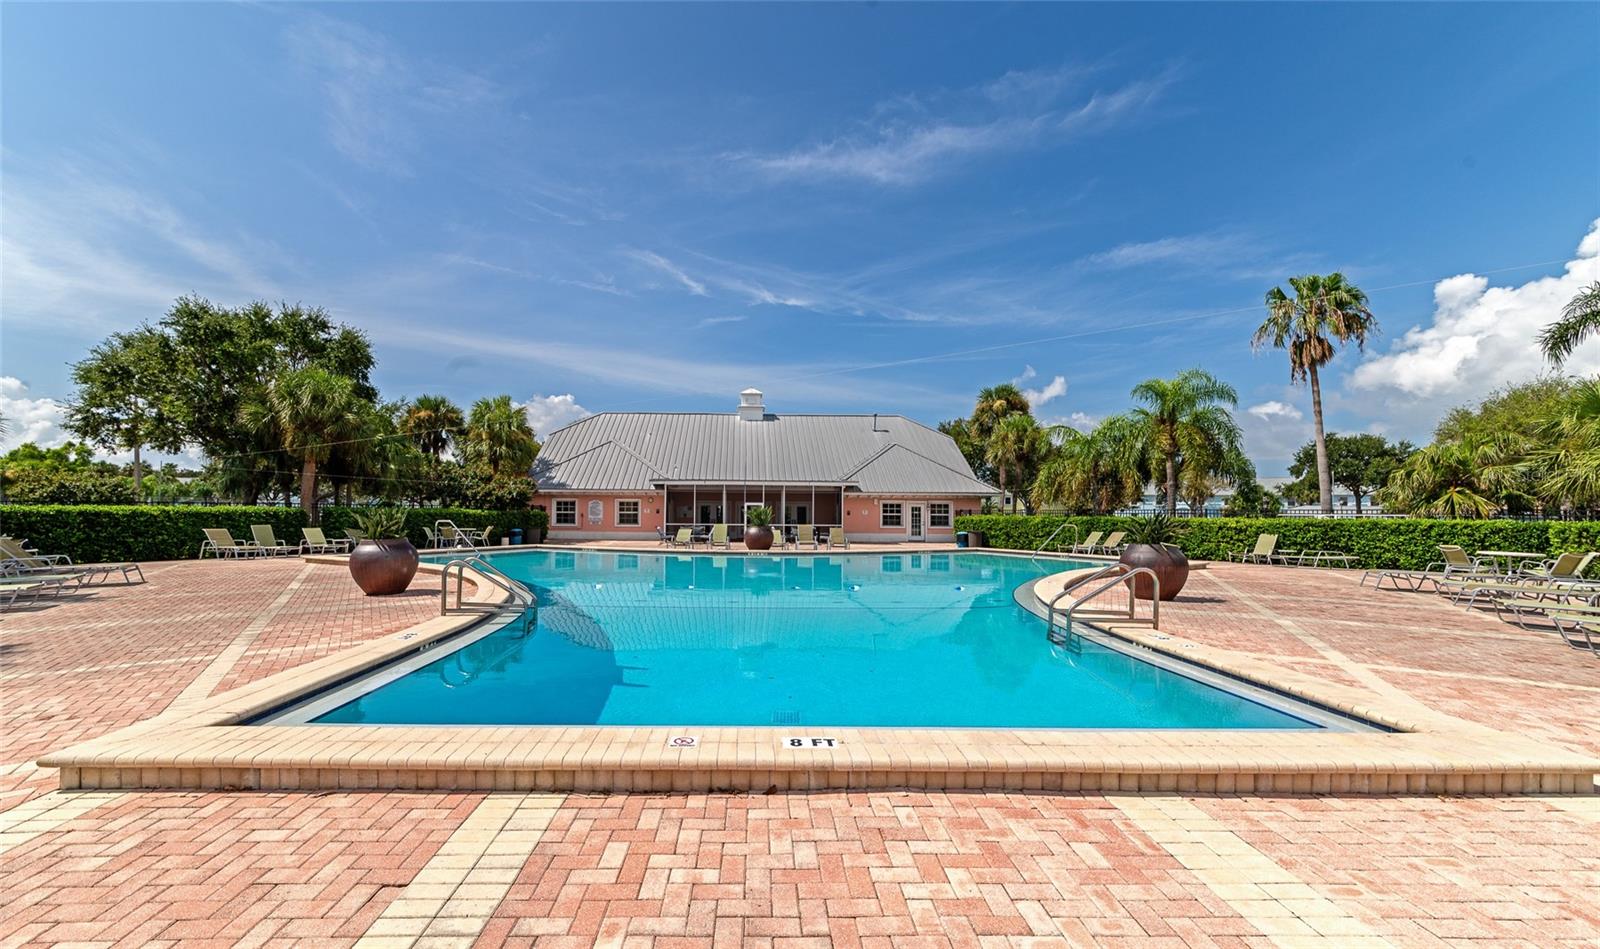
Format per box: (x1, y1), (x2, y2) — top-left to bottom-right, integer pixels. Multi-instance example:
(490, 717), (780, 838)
(0, 505), (549, 563)
(953, 514), (1561, 570)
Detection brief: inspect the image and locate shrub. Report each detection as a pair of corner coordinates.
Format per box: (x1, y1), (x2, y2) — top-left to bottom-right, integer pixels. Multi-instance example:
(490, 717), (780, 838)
(954, 514), (1558, 569)
(0, 504), (549, 563)
(4, 469), (136, 505)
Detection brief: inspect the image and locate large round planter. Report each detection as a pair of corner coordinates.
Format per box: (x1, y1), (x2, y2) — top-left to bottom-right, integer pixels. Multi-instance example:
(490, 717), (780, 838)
(349, 538), (420, 596)
(1119, 543), (1189, 601)
(743, 526), (774, 551)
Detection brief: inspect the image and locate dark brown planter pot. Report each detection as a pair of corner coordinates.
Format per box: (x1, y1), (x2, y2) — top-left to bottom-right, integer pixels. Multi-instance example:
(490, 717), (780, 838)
(349, 538), (420, 596)
(743, 526), (773, 551)
(1119, 543), (1189, 601)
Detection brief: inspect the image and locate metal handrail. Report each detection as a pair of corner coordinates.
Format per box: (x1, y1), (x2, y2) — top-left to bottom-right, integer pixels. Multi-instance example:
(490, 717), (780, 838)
(1044, 563), (1159, 640)
(1031, 523), (1081, 561)
(440, 556), (536, 615)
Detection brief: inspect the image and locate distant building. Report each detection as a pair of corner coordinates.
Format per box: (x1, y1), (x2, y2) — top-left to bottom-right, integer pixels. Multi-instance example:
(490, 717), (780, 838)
(531, 389), (996, 541)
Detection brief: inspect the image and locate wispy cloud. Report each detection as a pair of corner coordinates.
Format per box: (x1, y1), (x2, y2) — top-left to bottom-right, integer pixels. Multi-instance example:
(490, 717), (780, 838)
(284, 12), (500, 176)
(740, 67), (1176, 186)
(624, 249), (708, 296)
(694, 315), (748, 329)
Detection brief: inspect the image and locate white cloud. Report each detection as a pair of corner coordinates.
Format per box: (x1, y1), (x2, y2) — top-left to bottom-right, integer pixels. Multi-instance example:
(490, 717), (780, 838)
(1023, 374), (1068, 408)
(520, 394), (590, 435)
(694, 315), (748, 330)
(624, 249), (707, 296)
(0, 377), (69, 452)
(1040, 411), (1098, 434)
(1246, 400), (1303, 421)
(1349, 218), (1600, 406)
(743, 70), (1172, 186)
(1082, 233), (1245, 270)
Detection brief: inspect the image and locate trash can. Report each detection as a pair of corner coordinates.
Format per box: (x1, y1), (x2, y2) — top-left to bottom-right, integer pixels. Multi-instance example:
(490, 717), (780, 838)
(509, 528), (524, 546)
(967, 530), (986, 548)
(956, 531), (969, 549)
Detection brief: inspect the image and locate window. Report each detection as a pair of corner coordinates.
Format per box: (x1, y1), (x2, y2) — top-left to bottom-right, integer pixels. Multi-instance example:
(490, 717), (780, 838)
(554, 499), (577, 526)
(929, 502), (951, 528)
(880, 502), (903, 528)
(616, 499), (641, 526)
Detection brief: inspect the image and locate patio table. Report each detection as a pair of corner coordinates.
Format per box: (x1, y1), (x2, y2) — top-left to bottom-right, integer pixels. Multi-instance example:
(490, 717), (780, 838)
(1474, 550), (1545, 574)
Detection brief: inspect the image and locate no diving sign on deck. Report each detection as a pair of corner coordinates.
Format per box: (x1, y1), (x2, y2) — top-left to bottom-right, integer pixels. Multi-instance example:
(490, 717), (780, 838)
(665, 735), (699, 749)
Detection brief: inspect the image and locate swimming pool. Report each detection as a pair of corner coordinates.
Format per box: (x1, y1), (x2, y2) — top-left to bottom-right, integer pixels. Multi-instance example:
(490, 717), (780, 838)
(281, 550), (1335, 730)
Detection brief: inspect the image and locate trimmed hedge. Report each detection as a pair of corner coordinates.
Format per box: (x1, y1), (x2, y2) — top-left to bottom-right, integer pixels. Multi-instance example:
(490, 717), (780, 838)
(0, 505), (550, 564)
(953, 514), (1568, 571)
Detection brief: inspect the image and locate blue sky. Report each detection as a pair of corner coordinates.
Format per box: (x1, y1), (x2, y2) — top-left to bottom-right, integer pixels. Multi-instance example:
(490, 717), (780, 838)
(3, 2), (1598, 473)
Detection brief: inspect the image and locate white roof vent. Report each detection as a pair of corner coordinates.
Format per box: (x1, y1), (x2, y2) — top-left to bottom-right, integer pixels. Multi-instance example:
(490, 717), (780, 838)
(737, 387), (766, 421)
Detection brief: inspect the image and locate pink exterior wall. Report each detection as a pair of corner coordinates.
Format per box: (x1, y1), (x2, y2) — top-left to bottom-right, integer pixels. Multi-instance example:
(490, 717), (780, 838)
(540, 491), (665, 536)
(844, 496), (981, 539)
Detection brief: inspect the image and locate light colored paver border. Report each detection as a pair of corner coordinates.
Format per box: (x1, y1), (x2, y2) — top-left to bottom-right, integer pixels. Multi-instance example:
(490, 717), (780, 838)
(36, 561), (1600, 796)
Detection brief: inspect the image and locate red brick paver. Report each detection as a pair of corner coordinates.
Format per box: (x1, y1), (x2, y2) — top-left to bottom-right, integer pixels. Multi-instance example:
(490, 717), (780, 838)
(1, 556), (1598, 946)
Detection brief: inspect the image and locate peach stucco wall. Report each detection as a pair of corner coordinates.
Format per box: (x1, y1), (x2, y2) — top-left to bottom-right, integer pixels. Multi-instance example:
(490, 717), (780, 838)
(541, 492), (664, 535)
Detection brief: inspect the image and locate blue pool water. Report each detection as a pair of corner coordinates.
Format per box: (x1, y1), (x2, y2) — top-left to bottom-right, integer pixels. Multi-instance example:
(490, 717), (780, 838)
(308, 551), (1320, 729)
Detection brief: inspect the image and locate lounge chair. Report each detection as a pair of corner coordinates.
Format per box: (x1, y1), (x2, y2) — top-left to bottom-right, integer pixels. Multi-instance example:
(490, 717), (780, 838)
(0, 537), (142, 584)
(1439, 576), (1600, 610)
(708, 524), (730, 549)
(1230, 534), (1283, 564)
(828, 527), (849, 549)
(1361, 544), (1502, 591)
(250, 524), (298, 557)
(774, 525), (796, 550)
(344, 529), (366, 544)
(656, 527), (672, 546)
(0, 576), (76, 609)
(1071, 531), (1104, 555)
(301, 527), (352, 554)
(1488, 597), (1600, 656)
(1519, 551), (1597, 581)
(200, 528), (258, 559)
(1095, 531), (1126, 555)
(670, 528), (694, 548)
(795, 524), (818, 549)
(422, 526), (440, 548)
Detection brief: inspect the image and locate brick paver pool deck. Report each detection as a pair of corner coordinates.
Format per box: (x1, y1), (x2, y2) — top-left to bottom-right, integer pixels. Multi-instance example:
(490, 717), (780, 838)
(2, 555), (1598, 946)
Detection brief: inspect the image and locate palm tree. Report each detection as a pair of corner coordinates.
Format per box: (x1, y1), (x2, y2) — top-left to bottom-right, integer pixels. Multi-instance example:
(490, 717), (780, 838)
(985, 414), (1045, 513)
(245, 367), (366, 523)
(1031, 418), (1143, 513)
(1524, 378), (1600, 512)
(1126, 369), (1242, 516)
(970, 384), (1031, 441)
(1253, 273), (1378, 514)
(1378, 437), (1517, 518)
(402, 394), (465, 461)
(465, 395), (539, 477)
(1538, 281), (1600, 366)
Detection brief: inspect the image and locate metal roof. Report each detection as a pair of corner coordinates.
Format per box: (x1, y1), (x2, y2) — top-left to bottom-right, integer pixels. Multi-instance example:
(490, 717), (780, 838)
(532, 412), (996, 496)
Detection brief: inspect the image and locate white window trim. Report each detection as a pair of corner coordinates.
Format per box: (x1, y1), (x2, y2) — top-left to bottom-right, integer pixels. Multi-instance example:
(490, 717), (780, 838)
(929, 502), (952, 528)
(615, 498), (642, 527)
(553, 498), (578, 526)
(880, 501), (904, 529)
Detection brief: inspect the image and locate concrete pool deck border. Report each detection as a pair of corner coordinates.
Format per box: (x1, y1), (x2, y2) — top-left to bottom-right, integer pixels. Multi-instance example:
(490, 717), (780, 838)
(37, 551), (1600, 796)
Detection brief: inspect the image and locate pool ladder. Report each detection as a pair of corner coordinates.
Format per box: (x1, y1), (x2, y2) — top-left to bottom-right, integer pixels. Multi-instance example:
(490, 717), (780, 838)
(440, 555), (536, 617)
(1044, 562), (1160, 644)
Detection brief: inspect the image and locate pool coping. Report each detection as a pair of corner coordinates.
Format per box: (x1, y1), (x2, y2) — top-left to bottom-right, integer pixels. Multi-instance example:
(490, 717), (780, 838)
(37, 556), (1600, 796)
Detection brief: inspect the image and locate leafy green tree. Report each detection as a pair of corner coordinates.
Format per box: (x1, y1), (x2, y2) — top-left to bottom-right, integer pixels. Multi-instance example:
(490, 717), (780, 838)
(1284, 433), (1414, 514)
(1253, 273), (1378, 514)
(244, 367), (368, 523)
(403, 395), (465, 462)
(1538, 281), (1600, 365)
(1124, 369), (1242, 516)
(985, 414), (1047, 513)
(64, 326), (185, 501)
(465, 395), (539, 477)
(937, 417), (989, 482)
(160, 296), (375, 496)
(1222, 479), (1282, 517)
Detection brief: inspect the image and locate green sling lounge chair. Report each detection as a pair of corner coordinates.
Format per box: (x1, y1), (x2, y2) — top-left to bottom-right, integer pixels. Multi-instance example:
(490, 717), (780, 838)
(1095, 531), (1126, 555)
(671, 528), (693, 548)
(200, 528), (257, 559)
(1071, 532), (1104, 555)
(828, 527), (849, 549)
(1232, 534), (1280, 564)
(0, 537), (142, 584)
(250, 524), (297, 556)
(301, 527), (352, 554)
(708, 524), (730, 549)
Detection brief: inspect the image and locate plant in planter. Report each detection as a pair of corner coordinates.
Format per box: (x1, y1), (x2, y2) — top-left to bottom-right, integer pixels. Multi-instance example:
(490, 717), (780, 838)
(1118, 513), (1189, 601)
(743, 505), (775, 551)
(347, 507), (420, 596)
